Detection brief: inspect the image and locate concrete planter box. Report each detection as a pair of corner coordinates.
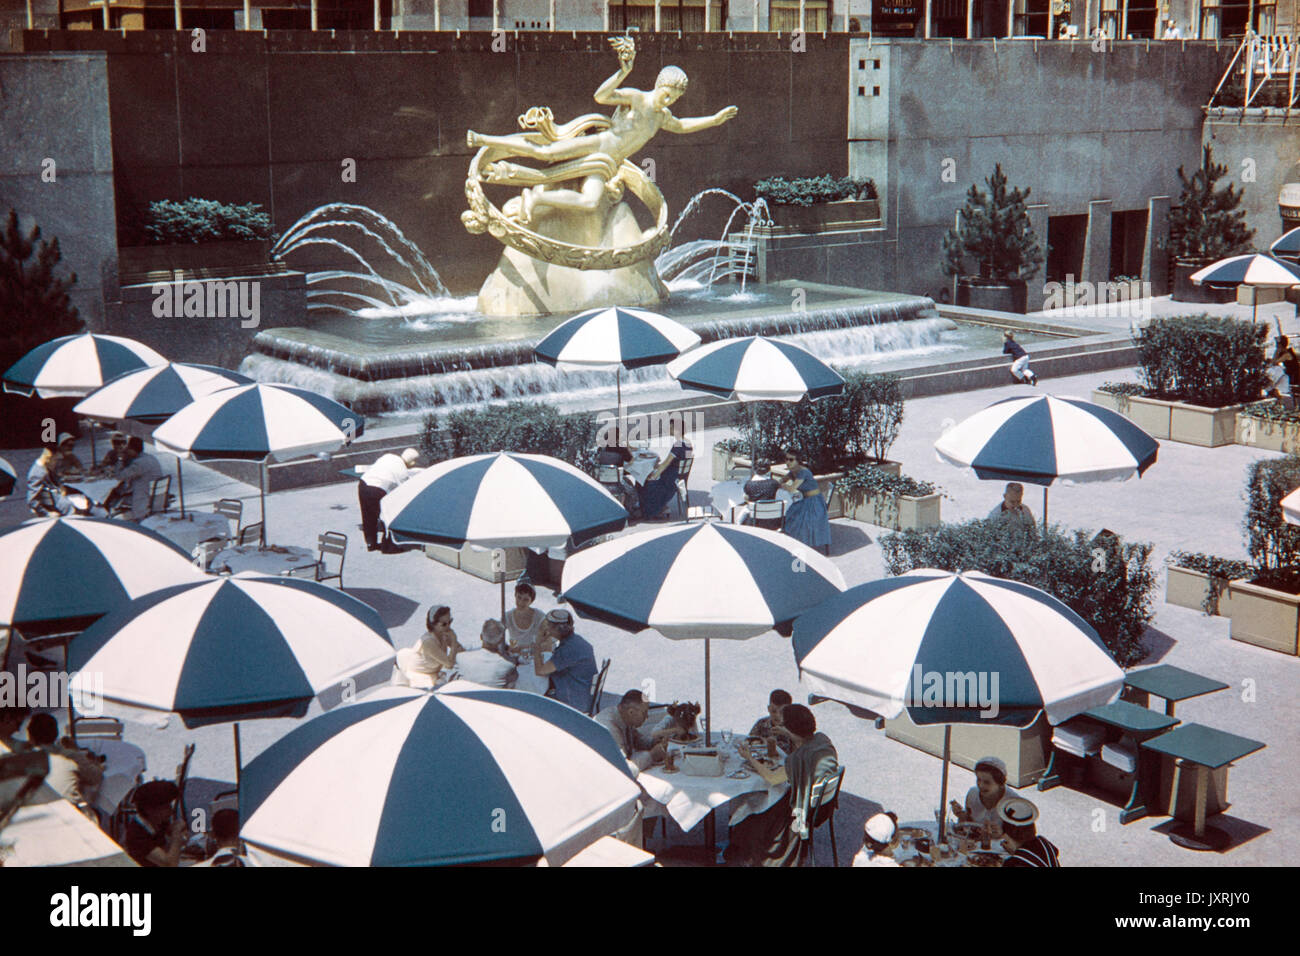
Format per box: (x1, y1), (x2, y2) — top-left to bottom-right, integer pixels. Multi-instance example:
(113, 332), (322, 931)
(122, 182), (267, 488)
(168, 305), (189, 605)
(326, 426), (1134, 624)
(846, 490), (942, 531)
(424, 543), (461, 569)
(1089, 391), (1172, 439)
(712, 445), (742, 481)
(1166, 565), (1233, 617)
(1169, 401), (1245, 447)
(956, 277), (1028, 314)
(1227, 578), (1300, 655)
(1234, 411), (1300, 453)
(1171, 260), (1236, 304)
(884, 710), (1051, 790)
(460, 544), (527, 583)
(762, 198), (882, 234)
(119, 240), (272, 276)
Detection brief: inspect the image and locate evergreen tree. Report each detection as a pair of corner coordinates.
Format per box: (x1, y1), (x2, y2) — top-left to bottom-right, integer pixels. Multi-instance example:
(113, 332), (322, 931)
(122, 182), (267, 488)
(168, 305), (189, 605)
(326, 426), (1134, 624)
(942, 164), (1043, 282)
(0, 208), (83, 376)
(1170, 145), (1255, 262)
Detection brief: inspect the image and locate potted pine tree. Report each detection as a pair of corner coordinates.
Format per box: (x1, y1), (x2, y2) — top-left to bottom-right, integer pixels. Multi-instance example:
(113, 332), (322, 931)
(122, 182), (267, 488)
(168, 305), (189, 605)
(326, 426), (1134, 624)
(942, 164), (1043, 315)
(1170, 146), (1255, 304)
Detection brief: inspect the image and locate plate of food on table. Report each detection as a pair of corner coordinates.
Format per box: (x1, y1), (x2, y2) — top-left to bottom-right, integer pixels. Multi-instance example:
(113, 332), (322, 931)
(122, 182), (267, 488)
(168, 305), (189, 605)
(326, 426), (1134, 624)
(662, 700), (702, 745)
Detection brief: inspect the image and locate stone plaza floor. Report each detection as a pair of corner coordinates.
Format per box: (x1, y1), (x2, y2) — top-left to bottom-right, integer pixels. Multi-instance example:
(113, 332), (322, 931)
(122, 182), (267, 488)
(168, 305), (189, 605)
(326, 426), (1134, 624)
(3, 359), (1297, 867)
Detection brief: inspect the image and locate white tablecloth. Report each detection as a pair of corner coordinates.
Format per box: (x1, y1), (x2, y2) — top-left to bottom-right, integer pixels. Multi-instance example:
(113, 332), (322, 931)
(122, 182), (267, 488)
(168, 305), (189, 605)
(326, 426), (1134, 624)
(709, 481), (794, 523)
(624, 452), (662, 487)
(140, 512), (230, 554)
(210, 545), (317, 576)
(79, 738), (146, 817)
(509, 652), (552, 695)
(638, 737), (789, 832)
(65, 478), (121, 507)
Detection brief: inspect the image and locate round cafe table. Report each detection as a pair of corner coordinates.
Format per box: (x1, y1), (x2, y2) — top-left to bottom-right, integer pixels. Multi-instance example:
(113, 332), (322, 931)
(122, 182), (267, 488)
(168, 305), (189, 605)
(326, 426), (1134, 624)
(209, 544), (317, 576)
(624, 451), (662, 487)
(638, 733), (789, 833)
(140, 512), (230, 554)
(890, 819), (1012, 868)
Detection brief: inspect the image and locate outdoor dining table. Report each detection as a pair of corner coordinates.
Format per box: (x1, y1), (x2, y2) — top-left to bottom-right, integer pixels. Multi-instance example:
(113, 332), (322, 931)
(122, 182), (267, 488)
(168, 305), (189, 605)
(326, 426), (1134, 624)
(209, 544), (317, 577)
(623, 451), (662, 487)
(893, 819), (1012, 867)
(140, 512), (230, 555)
(709, 480), (795, 523)
(63, 478), (121, 509)
(637, 733), (789, 846)
(78, 737), (147, 818)
(1079, 700), (1180, 824)
(1141, 723), (1266, 851)
(1123, 664), (1229, 717)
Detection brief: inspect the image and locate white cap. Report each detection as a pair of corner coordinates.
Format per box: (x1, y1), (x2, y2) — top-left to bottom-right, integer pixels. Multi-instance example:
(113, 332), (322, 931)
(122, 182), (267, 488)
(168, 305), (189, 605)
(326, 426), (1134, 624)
(864, 813), (896, 844)
(998, 797), (1039, 827)
(401, 448), (419, 466)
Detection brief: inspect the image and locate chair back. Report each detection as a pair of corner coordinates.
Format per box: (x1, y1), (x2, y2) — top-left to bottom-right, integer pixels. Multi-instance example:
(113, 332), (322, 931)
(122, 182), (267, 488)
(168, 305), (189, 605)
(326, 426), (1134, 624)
(677, 456), (694, 480)
(752, 498), (788, 522)
(71, 716), (124, 741)
(596, 464), (623, 486)
(238, 522), (264, 547)
(820, 478), (836, 512)
(809, 765), (846, 815)
(588, 658), (611, 717)
(147, 475), (171, 516)
(214, 498), (243, 534)
(317, 531), (348, 585)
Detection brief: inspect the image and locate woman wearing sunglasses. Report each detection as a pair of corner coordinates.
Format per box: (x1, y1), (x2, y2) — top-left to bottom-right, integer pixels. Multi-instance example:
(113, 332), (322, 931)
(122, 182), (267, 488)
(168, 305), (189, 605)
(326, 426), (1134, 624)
(778, 449), (831, 555)
(394, 605), (467, 689)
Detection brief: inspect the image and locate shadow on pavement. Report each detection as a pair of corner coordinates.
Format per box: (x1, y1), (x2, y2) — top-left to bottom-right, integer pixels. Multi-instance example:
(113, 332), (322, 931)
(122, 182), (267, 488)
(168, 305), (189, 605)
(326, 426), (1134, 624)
(344, 587), (421, 629)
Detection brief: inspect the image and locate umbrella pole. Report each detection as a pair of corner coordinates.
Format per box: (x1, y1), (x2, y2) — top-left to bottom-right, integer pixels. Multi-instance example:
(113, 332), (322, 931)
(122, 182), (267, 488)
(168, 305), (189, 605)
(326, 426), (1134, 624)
(704, 637), (712, 747)
(233, 722), (243, 794)
(176, 458), (186, 519)
(259, 462), (267, 548)
(1042, 486), (1049, 533)
(938, 726), (952, 844)
(500, 577), (507, 627)
(88, 421), (96, 464)
(616, 368), (622, 436)
(65, 635), (76, 746)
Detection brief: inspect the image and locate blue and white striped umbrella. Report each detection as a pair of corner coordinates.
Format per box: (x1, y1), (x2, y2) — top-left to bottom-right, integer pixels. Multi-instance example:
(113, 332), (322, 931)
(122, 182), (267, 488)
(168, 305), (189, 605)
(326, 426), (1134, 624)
(934, 394), (1159, 487)
(534, 307), (700, 371)
(67, 574), (395, 727)
(0, 457), (14, 498)
(74, 362), (251, 424)
(792, 570), (1123, 728)
(2, 333), (165, 398)
(1271, 228), (1300, 261)
(561, 522), (846, 640)
(665, 335), (845, 402)
(0, 516), (202, 635)
(381, 452), (627, 549)
(238, 684), (640, 867)
(152, 383), (363, 463)
(1190, 252), (1300, 288)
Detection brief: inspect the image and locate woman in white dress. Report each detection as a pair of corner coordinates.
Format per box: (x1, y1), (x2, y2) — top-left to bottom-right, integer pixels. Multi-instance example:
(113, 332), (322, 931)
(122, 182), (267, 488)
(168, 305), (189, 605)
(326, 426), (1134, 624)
(394, 605), (465, 689)
(505, 580), (551, 695)
(949, 756), (1011, 839)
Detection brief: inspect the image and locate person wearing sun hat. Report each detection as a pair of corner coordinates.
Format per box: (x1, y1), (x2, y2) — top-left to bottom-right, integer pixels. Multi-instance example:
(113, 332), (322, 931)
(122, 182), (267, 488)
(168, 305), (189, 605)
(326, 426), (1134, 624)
(50, 432), (86, 482)
(852, 811), (901, 867)
(999, 797), (1061, 867)
(951, 755), (1012, 839)
(95, 430), (131, 477)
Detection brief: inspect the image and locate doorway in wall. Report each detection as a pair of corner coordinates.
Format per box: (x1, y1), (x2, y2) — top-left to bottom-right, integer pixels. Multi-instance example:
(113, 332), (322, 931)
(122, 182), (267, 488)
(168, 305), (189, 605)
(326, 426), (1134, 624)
(1046, 214), (1088, 285)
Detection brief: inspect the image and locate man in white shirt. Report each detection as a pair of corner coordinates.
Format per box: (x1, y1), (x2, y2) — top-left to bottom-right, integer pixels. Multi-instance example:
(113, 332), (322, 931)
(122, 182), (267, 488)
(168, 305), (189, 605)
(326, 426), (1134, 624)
(358, 448), (419, 551)
(454, 620), (518, 689)
(107, 437), (163, 521)
(987, 482), (1038, 537)
(594, 690), (673, 773)
(852, 812), (901, 867)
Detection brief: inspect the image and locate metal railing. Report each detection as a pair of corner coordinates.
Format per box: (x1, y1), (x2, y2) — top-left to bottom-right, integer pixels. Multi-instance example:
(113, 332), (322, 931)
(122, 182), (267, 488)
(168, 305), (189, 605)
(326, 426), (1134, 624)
(1208, 32), (1299, 109)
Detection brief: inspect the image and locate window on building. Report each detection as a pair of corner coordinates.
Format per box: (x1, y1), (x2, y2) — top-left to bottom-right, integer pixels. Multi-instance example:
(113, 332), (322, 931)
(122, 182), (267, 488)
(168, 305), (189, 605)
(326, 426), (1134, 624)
(469, 0), (494, 18)
(770, 0), (831, 31)
(261, 8), (312, 29)
(616, 0), (725, 31)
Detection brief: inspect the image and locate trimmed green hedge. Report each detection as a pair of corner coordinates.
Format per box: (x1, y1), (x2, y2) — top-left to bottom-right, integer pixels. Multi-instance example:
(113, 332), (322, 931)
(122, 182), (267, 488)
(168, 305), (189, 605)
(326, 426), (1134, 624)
(420, 402), (600, 475)
(754, 175), (878, 206)
(838, 464), (939, 501)
(882, 519), (1155, 667)
(1134, 315), (1269, 407)
(1244, 455), (1300, 591)
(140, 198), (275, 245)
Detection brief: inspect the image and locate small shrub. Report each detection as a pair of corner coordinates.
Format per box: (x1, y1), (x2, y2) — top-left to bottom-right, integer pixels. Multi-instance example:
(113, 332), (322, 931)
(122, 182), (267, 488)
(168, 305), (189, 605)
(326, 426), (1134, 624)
(734, 370), (904, 472)
(1134, 315), (1268, 407)
(1243, 455), (1300, 591)
(1096, 381), (1146, 396)
(941, 163), (1043, 282)
(420, 401), (600, 475)
(882, 519), (1156, 666)
(1169, 145), (1254, 263)
(141, 198), (274, 245)
(838, 465), (939, 502)
(754, 175), (878, 206)
(1239, 399), (1300, 425)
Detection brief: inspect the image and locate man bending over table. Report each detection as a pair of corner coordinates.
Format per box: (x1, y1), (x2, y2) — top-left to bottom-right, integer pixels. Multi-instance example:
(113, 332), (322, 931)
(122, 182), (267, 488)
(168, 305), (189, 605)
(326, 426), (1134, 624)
(595, 689), (674, 772)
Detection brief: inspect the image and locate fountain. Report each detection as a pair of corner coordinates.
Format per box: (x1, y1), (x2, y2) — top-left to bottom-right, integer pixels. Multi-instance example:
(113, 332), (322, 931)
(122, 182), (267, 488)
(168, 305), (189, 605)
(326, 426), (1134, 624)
(243, 34), (951, 414)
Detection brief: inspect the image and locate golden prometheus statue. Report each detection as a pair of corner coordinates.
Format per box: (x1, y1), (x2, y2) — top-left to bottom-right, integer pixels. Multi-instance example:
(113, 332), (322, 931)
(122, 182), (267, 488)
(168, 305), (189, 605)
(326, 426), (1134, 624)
(463, 33), (739, 315)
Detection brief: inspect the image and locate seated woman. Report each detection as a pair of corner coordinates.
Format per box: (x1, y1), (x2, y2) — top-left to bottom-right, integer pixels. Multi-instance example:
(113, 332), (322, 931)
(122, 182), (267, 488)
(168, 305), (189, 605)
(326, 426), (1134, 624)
(778, 449), (831, 554)
(748, 688), (796, 754)
(50, 433), (86, 482)
(949, 755), (1011, 839)
(596, 429), (640, 517)
(637, 418), (692, 521)
(394, 605), (465, 689)
(725, 704), (839, 867)
(506, 580), (552, 694)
